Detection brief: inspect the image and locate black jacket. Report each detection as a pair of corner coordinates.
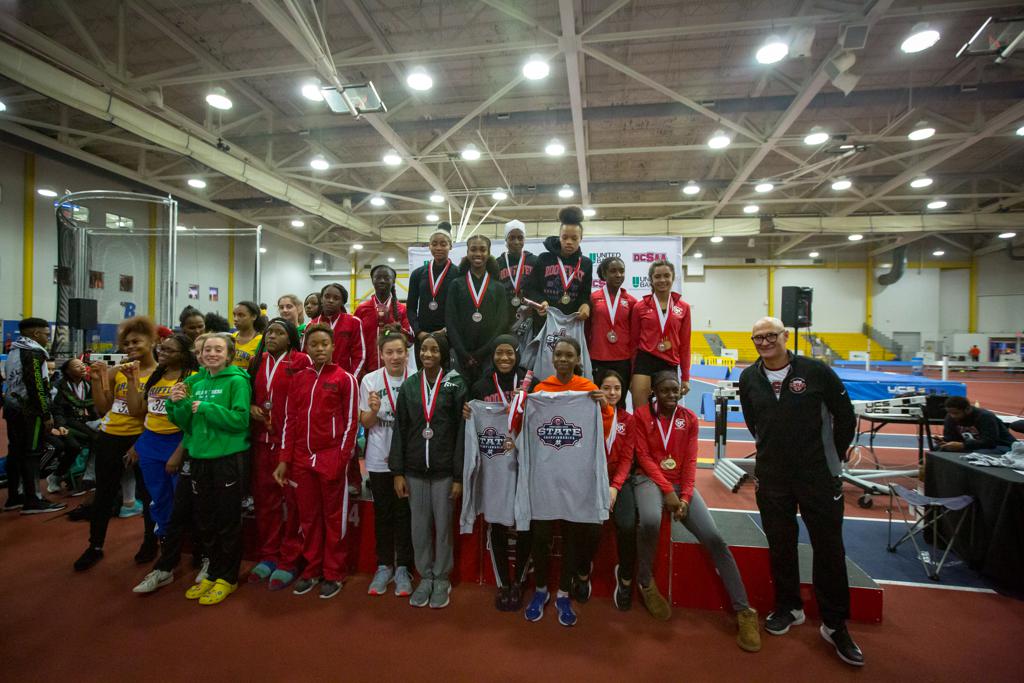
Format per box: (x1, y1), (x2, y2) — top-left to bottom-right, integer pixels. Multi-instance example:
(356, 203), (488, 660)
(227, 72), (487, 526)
(389, 369), (468, 480)
(51, 377), (98, 428)
(445, 265), (514, 369)
(523, 236), (593, 315)
(738, 353), (855, 480)
(406, 258), (458, 335)
(4, 338), (51, 419)
(943, 407), (1015, 450)
(497, 250), (537, 300)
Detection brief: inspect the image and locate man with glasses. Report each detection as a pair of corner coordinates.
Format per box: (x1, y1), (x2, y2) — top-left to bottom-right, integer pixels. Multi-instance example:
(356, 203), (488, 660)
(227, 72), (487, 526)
(737, 317), (860, 666)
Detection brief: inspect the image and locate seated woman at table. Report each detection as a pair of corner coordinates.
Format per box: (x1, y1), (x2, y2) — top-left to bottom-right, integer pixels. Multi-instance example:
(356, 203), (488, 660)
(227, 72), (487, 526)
(937, 396), (1016, 455)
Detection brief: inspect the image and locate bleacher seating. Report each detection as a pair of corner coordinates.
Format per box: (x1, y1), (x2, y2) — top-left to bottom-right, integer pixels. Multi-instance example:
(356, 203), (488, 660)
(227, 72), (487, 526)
(690, 331), (886, 363)
(690, 331), (714, 358)
(816, 332), (896, 361)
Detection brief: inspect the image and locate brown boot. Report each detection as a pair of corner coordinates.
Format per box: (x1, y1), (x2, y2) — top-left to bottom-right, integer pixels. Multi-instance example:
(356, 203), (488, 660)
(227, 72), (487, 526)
(737, 608), (762, 652)
(639, 581), (671, 621)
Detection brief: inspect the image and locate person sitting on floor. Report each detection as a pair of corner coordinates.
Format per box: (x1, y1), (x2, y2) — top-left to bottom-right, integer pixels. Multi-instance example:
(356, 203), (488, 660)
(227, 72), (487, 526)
(938, 396), (1016, 455)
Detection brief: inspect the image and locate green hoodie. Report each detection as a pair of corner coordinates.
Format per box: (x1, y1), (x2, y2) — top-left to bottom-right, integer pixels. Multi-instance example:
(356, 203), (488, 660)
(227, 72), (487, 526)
(166, 365), (251, 459)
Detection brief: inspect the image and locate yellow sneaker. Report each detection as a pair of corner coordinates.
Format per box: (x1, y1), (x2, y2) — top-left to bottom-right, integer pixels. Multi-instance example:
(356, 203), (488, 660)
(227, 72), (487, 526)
(737, 608), (762, 652)
(199, 579), (238, 606)
(186, 578), (215, 600)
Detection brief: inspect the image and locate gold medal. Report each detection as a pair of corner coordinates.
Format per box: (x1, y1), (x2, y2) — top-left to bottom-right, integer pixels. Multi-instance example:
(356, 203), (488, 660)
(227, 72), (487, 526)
(560, 294), (571, 305)
(660, 458), (677, 470)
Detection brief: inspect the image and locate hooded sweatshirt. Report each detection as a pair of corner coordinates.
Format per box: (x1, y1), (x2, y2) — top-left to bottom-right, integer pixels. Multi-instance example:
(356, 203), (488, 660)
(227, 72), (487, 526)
(166, 365), (252, 458)
(3, 337), (51, 418)
(523, 235), (593, 315)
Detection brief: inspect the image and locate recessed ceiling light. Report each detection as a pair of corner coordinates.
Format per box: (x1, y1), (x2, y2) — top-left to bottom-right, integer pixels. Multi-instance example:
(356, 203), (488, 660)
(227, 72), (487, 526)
(405, 67), (433, 91)
(175, 225), (188, 231)
(754, 182), (774, 193)
(743, 204), (759, 214)
(522, 55), (550, 80)
(429, 192), (445, 203)
(804, 127), (830, 145)
(582, 208), (596, 218)
(0, 99), (7, 112)
(387, 256), (396, 263)
(848, 233), (863, 241)
(707, 130), (731, 149)
(259, 247), (267, 253)
(314, 257), (323, 265)
(309, 155), (330, 171)
(382, 149), (402, 166)
(492, 189), (508, 201)
(426, 213), (439, 222)
(300, 79), (323, 101)
(879, 263), (892, 269)
(808, 251), (820, 258)
(927, 199), (948, 210)
(291, 219), (305, 228)
(370, 195), (386, 206)
(908, 124), (935, 141)
(187, 178), (207, 189)
(756, 36), (789, 65)
(352, 243), (364, 250)
(1016, 125), (1024, 136)
(901, 23), (940, 54)
(557, 184), (574, 198)
(205, 87), (232, 110)
(710, 235), (724, 243)
(910, 176), (933, 189)
(460, 144), (481, 161)
(693, 251), (703, 259)
(682, 181), (701, 195)
(545, 139), (565, 156)
(831, 178), (852, 191)
(998, 231), (1016, 239)
(839, 143), (855, 150)
(36, 188), (58, 198)
(932, 250), (945, 256)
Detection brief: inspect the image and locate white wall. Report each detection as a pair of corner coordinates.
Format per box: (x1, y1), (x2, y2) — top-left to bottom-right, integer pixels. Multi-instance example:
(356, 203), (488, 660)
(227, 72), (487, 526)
(872, 267), (941, 340)
(774, 266), (864, 332)
(938, 268), (970, 334)
(683, 268), (768, 329)
(976, 250), (1024, 333)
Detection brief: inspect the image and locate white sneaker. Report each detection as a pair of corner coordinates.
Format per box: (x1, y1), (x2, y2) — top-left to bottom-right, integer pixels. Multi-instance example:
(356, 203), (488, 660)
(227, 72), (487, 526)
(194, 557), (210, 584)
(133, 569), (173, 593)
(368, 565), (394, 596)
(46, 475), (62, 494)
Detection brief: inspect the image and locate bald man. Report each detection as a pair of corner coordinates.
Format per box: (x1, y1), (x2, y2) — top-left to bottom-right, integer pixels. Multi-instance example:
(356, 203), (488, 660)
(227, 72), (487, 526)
(737, 317), (861, 666)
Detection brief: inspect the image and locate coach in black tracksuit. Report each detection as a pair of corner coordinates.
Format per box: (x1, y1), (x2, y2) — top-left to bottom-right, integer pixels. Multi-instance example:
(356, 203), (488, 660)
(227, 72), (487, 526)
(738, 317), (862, 667)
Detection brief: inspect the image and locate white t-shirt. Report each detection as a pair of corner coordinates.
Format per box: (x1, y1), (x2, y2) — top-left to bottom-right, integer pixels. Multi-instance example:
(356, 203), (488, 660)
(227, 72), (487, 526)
(359, 367), (407, 473)
(764, 364), (791, 399)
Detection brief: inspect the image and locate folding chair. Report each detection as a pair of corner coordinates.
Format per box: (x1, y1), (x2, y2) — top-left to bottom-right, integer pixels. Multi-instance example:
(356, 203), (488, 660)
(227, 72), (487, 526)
(887, 483), (974, 581)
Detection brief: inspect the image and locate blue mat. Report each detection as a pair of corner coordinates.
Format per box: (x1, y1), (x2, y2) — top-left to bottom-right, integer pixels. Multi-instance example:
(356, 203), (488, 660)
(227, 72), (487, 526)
(834, 368), (965, 401)
(691, 365), (730, 380)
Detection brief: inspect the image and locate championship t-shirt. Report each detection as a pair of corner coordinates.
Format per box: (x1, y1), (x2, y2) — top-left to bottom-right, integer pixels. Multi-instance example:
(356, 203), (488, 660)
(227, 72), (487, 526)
(461, 400), (518, 530)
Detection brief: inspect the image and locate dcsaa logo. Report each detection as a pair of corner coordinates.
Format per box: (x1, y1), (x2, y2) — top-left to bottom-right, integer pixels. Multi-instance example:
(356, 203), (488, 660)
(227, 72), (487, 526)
(478, 427), (507, 459)
(537, 416), (584, 450)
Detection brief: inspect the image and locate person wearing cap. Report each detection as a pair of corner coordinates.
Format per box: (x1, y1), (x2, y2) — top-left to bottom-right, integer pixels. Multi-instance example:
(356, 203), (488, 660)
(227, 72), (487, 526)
(406, 223), (457, 366)
(497, 219), (537, 331)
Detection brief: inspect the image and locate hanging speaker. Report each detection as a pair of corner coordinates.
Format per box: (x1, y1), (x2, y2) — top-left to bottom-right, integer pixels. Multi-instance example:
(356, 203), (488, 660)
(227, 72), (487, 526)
(780, 287), (812, 329)
(68, 298), (98, 330)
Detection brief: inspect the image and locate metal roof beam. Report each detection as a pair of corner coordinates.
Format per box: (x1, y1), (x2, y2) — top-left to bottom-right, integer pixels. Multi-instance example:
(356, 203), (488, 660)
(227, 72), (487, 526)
(558, 0), (591, 205)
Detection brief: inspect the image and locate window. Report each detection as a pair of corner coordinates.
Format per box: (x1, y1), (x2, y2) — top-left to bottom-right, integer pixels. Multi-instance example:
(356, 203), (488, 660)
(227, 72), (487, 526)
(105, 212), (134, 229)
(72, 205), (89, 223)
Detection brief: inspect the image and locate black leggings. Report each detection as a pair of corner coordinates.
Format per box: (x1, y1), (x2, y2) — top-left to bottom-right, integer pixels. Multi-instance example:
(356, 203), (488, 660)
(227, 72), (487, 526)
(89, 432), (154, 548)
(191, 455), (243, 584)
(488, 524), (532, 587)
(368, 471), (413, 569)
(155, 457), (211, 572)
(530, 520), (602, 592)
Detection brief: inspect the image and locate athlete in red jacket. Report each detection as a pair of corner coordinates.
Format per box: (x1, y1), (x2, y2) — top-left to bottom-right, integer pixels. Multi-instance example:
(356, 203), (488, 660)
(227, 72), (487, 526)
(353, 265), (413, 377)
(275, 324), (360, 599)
(629, 260), (692, 409)
(304, 282), (366, 378)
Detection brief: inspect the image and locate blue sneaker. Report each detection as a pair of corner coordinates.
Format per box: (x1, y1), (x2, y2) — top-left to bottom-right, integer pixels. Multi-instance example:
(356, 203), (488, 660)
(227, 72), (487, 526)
(524, 589), (550, 622)
(555, 596), (577, 627)
(248, 561), (276, 583)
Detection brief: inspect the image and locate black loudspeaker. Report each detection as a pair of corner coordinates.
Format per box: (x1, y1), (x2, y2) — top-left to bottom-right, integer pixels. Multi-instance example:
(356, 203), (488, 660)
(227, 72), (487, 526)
(69, 298), (98, 329)
(780, 286), (813, 328)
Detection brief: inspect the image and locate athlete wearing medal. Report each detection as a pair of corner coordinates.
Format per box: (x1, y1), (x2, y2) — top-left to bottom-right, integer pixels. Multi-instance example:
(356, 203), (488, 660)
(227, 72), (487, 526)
(445, 235), (513, 388)
(523, 207), (593, 333)
(406, 224), (457, 365)
(629, 259), (692, 408)
(497, 219), (537, 319)
(304, 282), (366, 377)
(587, 256), (636, 396)
(354, 264), (414, 377)
(629, 371), (761, 651)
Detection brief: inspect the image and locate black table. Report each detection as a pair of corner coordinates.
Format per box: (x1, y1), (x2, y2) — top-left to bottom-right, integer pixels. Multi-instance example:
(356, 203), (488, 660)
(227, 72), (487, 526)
(925, 450), (1024, 593)
(855, 413), (943, 466)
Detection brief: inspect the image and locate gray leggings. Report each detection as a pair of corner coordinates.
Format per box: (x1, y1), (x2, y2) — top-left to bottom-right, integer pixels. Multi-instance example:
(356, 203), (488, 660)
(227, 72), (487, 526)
(406, 474), (454, 581)
(614, 475), (749, 612)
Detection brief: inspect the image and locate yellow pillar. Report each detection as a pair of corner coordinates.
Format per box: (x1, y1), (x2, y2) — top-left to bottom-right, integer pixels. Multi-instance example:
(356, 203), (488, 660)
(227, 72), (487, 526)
(350, 251), (358, 305)
(865, 256), (873, 329)
(968, 256), (977, 333)
(22, 154), (35, 317)
(147, 205), (157, 318)
(766, 265), (775, 317)
(228, 235), (235, 313)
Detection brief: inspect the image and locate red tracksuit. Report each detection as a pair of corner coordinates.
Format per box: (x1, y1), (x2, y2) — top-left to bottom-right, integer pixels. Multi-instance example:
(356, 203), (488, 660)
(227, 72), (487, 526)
(586, 287), (637, 362)
(304, 312), (366, 378)
(251, 350), (309, 570)
(630, 403), (699, 502)
(630, 292), (693, 381)
(607, 407), (636, 488)
(282, 362), (360, 581)
(352, 296), (413, 377)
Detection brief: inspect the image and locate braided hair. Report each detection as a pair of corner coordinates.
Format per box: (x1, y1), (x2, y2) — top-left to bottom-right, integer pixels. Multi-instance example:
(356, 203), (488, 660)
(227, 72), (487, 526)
(143, 333), (198, 395)
(370, 264), (401, 323)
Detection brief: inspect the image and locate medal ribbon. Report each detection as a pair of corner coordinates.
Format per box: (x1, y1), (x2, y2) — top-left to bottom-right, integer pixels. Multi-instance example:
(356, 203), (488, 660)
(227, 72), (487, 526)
(654, 293), (673, 338)
(556, 256), (581, 299)
(383, 368), (407, 414)
(428, 259), (452, 299)
(604, 285), (623, 328)
(505, 253), (526, 295)
(466, 271), (490, 311)
(654, 404), (680, 453)
(605, 410), (618, 455)
(420, 370), (443, 429)
(492, 371), (519, 409)
(264, 351), (287, 401)
(375, 294), (392, 318)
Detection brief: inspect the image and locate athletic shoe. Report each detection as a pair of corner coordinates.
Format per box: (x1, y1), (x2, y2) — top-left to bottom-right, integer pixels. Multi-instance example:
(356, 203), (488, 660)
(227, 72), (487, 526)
(495, 585), (511, 611)
(20, 500), (66, 515)
(268, 568), (296, 591)
(73, 546), (103, 571)
(194, 557), (210, 584)
(524, 589), (550, 622)
(639, 581), (671, 621)
(508, 583), (525, 611)
(3, 496), (25, 511)
(186, 579), (215, 600)
(292, 577), (320, 595)
(46, 474), (62, 494)
(613, 564), (632, 611)
(429, 579), (451, 609)
(409, 579), (433, 608)
(368, 565), (394, 596)
(394, 567), (413, 597)
(555, 595), (577, 627)
(571, 574), (592, 604)
(119, 500), (143, 518)
(737, 608), (761, 652)
(69, 485), (90, 497)
(67, 504), (91, 521)
(134, 570), (174, 594)
(319, 580), (343, 600)
(248, 561), (276, 583)
(764, 608), (805, 635)
(820, 624), (864, 666)
(199, 579), (237, 605)
(134, 537), (159, 564)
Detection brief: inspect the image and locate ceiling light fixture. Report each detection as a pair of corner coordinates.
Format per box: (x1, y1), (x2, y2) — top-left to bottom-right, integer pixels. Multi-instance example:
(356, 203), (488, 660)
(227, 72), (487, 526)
(755, 182), (774, 193)
(426, 213), (439, 222)
(522, 55), (550, 80)
(1016, 125), (1024, 136)
(710, 235), (724, 243)
(756, 36), (789, 64)
(205, 87), (232, 110)
(187, 178), (207, 189)
(314, 257), (323, 265)
(300, 79), (323, 101)
(370, 195), (386, 207)
(259, 247), (267, 254)
(309, 154), (330, 171)
(682, 180), (701, 195)
(387, 257), (396, 263)
(831, 178), (852, 191)
(707, 130), (732, 149)
(743, 204), (759, 214)
(932, 250), (945, 256)
(352, 243), (364, 250)
(997, 231), (1016, 239)
(291, 219), (305, 228)
(910, 176), (934, 188)
(848, 233), (864, 241)
(382, 149), (402, 166)
(803, 127), (830, 145)
(557, 184), (574, 198)
(582, 208), (596, 218)
(545, 139), (565, 156)
(175, 225), (188, 231)
(901, 23), (940, 54)
(908, 123), (936, 141)
(36, 188), (58, 198)
(405, 67), (433, 91)
(0, 99), (7, 112)
(429, 192), (445, 203)
(927, 199), (948, 210)
(460, 144), (481, 161)
(492, 189), (508, 201)
(693, 251), (703, 259)
(809, 251), (820, 258)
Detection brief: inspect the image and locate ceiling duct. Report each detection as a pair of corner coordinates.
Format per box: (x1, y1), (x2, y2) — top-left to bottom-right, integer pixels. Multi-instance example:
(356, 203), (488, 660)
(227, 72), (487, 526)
(876, 246), (908, 285)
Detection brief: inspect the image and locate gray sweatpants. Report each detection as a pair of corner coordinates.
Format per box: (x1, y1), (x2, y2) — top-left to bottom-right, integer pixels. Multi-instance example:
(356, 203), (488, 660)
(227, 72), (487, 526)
(406, 474), (454, 581)
(615, 474), (749, 612)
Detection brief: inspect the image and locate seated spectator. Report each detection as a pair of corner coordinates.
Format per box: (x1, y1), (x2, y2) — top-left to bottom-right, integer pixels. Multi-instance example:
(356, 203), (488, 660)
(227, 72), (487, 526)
(44, 358), (99, 494)
(938, 396), (1016, 455)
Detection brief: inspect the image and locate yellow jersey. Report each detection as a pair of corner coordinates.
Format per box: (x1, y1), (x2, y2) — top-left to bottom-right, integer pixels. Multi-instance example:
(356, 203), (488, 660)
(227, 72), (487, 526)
(99, 370), (149, 436)
(144, 375), (181, 434)
(232, 332), (262, 370)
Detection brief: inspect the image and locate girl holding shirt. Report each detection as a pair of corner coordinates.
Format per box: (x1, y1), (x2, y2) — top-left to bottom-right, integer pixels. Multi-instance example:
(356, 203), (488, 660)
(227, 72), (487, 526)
(305, 282), (365, 377)
(587, 256), (637, 393)
(523, 207), (593, 331)
(231, 301), (264, 370)
(274, 324), (360, 600)
(354, 265), (413, 377)
(629, 371), (760, 651)
(629, 260), (692, 408)
(74, 317), (159, 572)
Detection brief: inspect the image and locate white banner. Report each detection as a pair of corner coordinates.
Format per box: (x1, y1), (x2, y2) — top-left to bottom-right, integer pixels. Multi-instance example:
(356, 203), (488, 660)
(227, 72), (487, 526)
(407, 235), (683, 296)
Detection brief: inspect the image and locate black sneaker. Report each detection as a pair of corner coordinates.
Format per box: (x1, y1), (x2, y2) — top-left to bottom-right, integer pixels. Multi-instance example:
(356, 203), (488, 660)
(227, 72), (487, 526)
(571, 575), (592, 604)
(319, 580), (342, 600)
(20, 499), (66, 515)
(820, 624), (864, 666)
(74, 546), (104, 571)
(613, 564), (632, 611)
(134, 537), (159, 564)
(508, 583), (524, 611)
(495, 585), (510, 611)
(67, 504), (92, 521)
(3, 496), (25, 511)
(764, 608), (805, 635)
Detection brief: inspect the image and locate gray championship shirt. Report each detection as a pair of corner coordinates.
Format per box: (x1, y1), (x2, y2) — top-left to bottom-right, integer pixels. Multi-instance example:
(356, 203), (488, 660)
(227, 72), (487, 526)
(522, 309), (593, 381)
(460, 400), (518, 531)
